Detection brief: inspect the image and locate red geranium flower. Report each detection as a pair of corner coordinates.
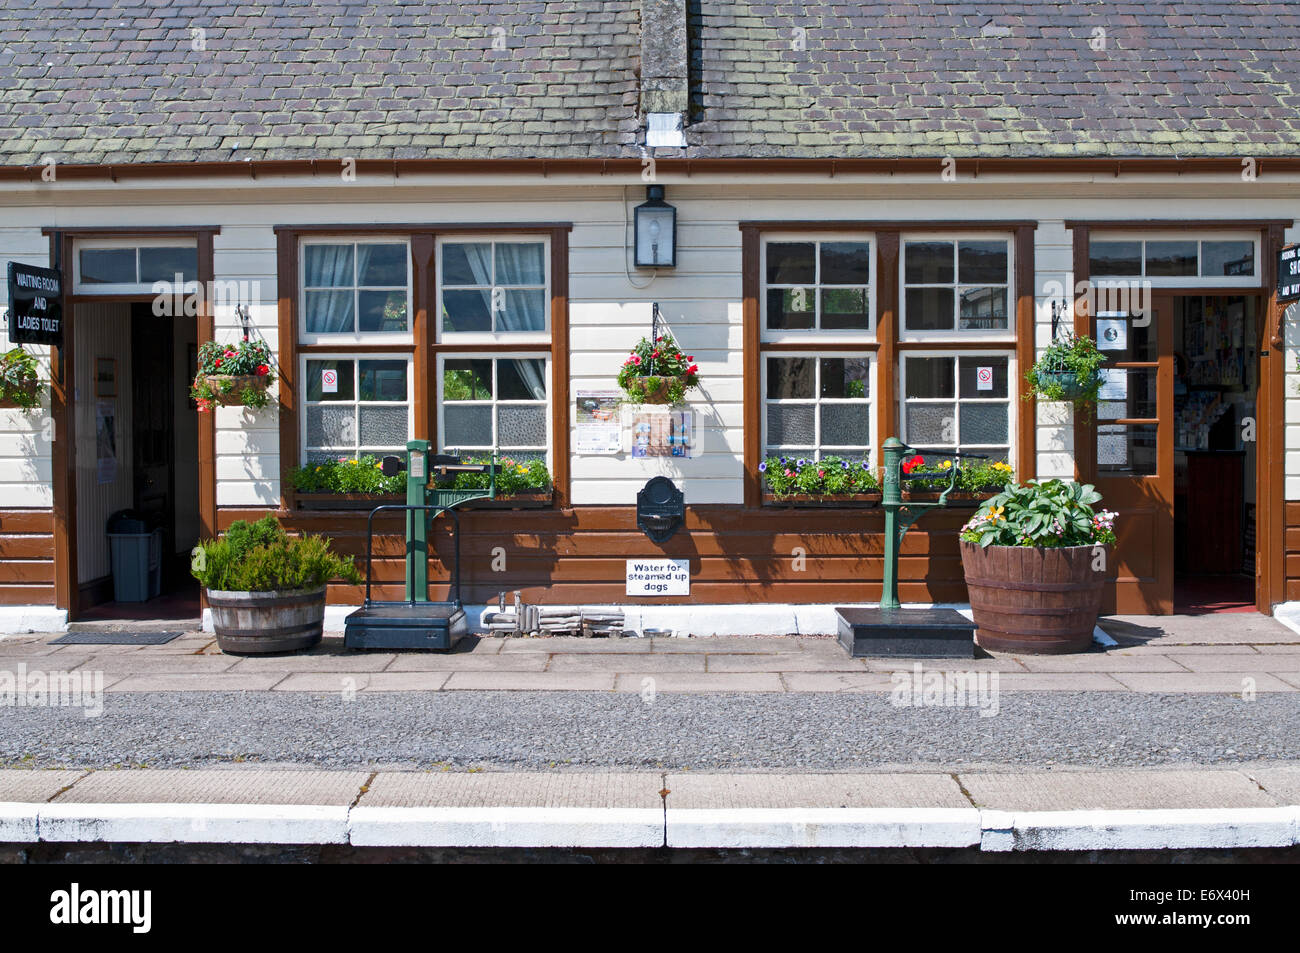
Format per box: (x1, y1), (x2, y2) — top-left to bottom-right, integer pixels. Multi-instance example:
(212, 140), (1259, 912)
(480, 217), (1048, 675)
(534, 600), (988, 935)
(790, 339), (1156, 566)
(900, 454), (925, 475)
(256, 364), (270, 376)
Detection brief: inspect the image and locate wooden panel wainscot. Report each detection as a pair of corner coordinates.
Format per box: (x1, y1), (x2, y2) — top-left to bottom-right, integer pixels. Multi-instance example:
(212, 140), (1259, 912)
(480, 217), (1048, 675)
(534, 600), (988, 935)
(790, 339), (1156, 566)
(0, 510), (56, 605)
(217, 505), (977, 606)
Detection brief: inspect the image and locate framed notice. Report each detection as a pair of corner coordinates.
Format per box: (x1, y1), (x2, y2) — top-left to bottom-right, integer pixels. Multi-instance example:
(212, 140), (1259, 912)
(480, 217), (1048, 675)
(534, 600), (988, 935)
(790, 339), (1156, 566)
(625, 558), (690, 596)
(628, 405), (695, 458)
(575, 390), (621, 454)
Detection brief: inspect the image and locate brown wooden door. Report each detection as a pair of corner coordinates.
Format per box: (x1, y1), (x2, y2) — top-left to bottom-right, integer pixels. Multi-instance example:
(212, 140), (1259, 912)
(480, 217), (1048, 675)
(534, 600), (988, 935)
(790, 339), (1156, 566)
(1092, 294), (1174, 614)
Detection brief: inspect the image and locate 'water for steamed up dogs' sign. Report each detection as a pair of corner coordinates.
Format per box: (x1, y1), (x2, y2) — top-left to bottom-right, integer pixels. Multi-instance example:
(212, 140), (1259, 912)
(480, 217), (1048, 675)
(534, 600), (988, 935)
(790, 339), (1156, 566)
(626, 559), (690, 596)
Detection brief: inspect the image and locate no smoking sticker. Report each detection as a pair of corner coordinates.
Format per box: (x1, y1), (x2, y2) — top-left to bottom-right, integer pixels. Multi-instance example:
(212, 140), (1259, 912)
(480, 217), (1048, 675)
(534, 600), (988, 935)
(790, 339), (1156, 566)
(321, 368), (338, 393)
(976, 366), (993, 391)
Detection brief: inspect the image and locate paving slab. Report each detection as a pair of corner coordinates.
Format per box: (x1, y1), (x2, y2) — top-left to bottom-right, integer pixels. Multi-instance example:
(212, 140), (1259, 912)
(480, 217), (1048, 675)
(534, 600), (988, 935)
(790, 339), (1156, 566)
(0, 655), (97, 673)
(649, 637), (804, 654)
(53, 769), (369, 806)
(547, 653), (706, 673)
(500, 637), (649, 654)
(986, 673), (1128, 691)
(228, 654), (397, 673)
(960, 769), (1279, 811)
(1166, 653), (1300, 673)
(1101, 613), (1300, 645)
(1109, 643), (1263, 655)
(441, 672), (615, 691)
(0, 769), (87, 802)
(459, 638), (505, 655)
(665, 773), (970, 809)
(358, 772), (663, 809)
(863, 656), (1027, 673)
(1254, 644), (1300, 653)
(1015, 653), (1188, 673)
(1111, 672), (1296, 692)
(360, 673), (453, 692)
(384, 653), (549, 672)
(779, 672), (895, 692)
(705, 653), (866, 672)
(271, 673), (375, 693)
(612, 672), (785, 693)
(1243, 766), (1300, 804)
(1276, 672), (1300, 689)
(105, 673), (287, 692)
(68, 655), (238, 674)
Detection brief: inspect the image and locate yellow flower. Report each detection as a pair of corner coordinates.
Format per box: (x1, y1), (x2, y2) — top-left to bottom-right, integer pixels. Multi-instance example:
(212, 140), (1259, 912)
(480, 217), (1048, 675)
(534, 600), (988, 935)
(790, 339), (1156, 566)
(938, 460), (952, 470)
(994, 461), (1013, 472)
(987, 505), (1005, 523)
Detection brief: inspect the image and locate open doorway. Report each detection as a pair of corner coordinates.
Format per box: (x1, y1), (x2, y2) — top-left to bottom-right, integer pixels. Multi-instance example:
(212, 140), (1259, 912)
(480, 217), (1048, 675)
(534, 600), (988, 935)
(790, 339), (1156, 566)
(1172, 295), (1259, 614)
(73, 301), (200, 620)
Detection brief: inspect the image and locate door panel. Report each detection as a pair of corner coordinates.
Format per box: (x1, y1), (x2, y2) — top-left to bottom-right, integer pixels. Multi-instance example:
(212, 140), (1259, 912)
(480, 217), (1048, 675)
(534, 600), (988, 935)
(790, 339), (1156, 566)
(1092, 295), (1174, 614)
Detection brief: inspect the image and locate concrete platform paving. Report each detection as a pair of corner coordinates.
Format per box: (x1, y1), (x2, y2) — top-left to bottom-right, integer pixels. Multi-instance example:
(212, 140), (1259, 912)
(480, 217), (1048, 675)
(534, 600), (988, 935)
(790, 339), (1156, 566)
(1, 611), (1299, 694)
(2, 765), (1298, 851)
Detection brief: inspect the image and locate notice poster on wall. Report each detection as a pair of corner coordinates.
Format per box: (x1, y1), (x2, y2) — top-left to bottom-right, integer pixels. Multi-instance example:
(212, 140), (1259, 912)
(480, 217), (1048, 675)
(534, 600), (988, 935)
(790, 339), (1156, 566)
(95, 400), (116, 485)
(574, 390), (622, 454)
(628, 405), (695, 458)
(1096, 318), (1128, 351)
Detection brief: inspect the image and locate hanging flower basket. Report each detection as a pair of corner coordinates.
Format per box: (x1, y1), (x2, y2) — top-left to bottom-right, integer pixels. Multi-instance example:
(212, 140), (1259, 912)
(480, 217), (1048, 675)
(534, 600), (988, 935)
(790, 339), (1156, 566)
(190, 339), (275, 412)
(1025, 334), (1106, 413)
(616, 334), (699, 405)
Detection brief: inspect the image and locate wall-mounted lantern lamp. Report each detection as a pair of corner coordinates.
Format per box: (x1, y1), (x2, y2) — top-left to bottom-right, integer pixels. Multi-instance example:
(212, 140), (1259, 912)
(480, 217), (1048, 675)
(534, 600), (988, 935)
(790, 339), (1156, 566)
(634, 184), (676, 268)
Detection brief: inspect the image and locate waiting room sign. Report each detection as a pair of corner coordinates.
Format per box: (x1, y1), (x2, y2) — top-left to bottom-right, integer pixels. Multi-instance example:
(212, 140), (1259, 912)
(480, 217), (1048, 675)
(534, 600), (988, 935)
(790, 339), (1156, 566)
(6, 261), (63, 347)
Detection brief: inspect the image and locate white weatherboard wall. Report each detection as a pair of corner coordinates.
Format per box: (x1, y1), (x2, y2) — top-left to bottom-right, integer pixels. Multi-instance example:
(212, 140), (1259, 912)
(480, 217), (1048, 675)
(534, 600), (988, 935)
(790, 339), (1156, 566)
(0, 224), (54, 509)
(0, 174), (1299, 619)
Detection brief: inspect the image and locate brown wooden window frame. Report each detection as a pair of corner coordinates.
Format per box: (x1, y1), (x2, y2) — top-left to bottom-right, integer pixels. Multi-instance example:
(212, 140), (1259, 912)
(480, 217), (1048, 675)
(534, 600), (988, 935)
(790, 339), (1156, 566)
(741, 220), (1038, 508)
(275, 223), (572, 510)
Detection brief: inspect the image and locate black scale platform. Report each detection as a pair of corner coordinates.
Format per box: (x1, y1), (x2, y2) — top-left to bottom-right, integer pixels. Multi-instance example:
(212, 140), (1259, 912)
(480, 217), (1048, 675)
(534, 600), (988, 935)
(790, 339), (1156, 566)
(836, 607), (976, 658)
(343, 603), (468, 651)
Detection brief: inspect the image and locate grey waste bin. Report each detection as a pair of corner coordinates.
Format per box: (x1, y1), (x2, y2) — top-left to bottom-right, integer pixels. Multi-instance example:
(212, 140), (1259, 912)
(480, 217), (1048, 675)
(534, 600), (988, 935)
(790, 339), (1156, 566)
(106, 513), (162, 603)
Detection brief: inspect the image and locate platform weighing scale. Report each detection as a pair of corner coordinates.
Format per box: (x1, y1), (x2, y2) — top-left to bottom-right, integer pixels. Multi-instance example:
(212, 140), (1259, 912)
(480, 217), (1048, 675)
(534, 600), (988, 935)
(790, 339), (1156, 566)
(343, 440), (497, 651)
(836, 437), (984, 658)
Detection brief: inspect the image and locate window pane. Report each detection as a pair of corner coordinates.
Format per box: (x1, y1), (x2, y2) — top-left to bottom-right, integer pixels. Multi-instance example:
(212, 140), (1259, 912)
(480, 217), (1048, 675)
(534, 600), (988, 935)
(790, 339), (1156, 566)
(819, 241), (870, 284)
(358, 289), (408, 333)
(359, 360), (407, 402)
(443, 404), (493, 448)
(904, 241), (954, 284)
(357, 243), (407, 286)
(766, 288), (815, 330)
(1146, 241), (1197, 277)
(957, 287), (1008, 330)
(957, 241), (1007, 284)
(906, 403), (955, 444)
(442, 289), (492, 333)
(305, 360), (354, 401)
(820, 288), (869, 330)
(767, 357), (815, 399)
(443, 360), (492, 401)
(304, 245), (354, 287)
(1098, 423), (1158, 474)
(497, 406), (547, 446)
(1101, 367), (1157, 419)
(499, 288), (547, 332)
(1090, 241), (1142, 276)
(441, 243), (491, 285)
(960, 403), (1008, 445)
(304, 290), (355, 334)
(495, 242), (545, 285)
(958, 356), (1008, 398)
(767, 404), (815, 446)
(819, 358), (869, 398)
(905, 287), (954, 331)
(139, 246), (197, 284)
(498, 359), (547, 400)
(79, 248), (135, 284)
(766, 242), (815, 284)
(905, 357), (955, 399)
(358, 406), (408, 447)
(1202, 241), (1254, 277)
(821, 404), (870, 446)
(306, 405), (356, 447)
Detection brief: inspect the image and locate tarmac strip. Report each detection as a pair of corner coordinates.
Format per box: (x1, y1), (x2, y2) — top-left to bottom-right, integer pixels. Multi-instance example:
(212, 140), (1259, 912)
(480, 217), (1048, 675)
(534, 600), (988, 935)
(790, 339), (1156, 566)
(1, 766), (1298, 852)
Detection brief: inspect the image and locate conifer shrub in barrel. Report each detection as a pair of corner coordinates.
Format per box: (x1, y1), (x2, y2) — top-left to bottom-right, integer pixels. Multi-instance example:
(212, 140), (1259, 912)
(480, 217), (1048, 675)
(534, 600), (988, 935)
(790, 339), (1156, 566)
(190, 516), (361, 654)
(959, 479), (1117, 654)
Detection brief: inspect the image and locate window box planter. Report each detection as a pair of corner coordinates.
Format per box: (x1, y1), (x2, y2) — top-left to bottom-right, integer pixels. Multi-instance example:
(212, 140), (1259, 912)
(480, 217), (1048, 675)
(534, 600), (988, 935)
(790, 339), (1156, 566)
(295, 493), (403, 511)
(903, 488), (1005, 508)
(763, 491), (881, 508)
(461, 489), (555, 510)
(960, 541), (1109, 654)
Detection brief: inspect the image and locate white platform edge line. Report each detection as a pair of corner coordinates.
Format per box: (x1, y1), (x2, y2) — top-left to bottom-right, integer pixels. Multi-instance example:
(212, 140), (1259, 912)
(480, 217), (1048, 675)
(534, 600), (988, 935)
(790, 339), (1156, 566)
(979, 807), (1300, 851)
(348, 806), (666, 847)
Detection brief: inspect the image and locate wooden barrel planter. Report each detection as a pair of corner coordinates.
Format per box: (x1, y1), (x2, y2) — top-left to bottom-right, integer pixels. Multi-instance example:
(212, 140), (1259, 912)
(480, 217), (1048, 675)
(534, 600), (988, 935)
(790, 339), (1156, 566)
(206, 585), (327, 654)
(960, 542), (1107, 654)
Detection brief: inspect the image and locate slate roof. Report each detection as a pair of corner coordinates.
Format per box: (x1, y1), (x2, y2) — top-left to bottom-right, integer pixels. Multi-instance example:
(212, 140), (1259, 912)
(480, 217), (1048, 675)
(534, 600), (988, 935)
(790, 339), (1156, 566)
(0, 1), (1297, 168)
